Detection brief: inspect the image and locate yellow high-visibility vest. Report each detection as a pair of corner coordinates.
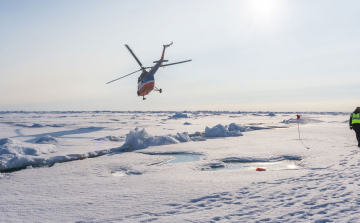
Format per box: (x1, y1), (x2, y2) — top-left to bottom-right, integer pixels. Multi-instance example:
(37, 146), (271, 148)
(352, 113), (360, 124)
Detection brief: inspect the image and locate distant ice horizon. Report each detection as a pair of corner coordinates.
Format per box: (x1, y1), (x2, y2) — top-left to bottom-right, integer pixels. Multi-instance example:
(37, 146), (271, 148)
(0, 110), (352, 114)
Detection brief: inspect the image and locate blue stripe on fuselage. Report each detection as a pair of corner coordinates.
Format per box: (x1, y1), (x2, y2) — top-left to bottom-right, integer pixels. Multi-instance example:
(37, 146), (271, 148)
(137, 61), (163, 90)
(138, 75), (154, 90)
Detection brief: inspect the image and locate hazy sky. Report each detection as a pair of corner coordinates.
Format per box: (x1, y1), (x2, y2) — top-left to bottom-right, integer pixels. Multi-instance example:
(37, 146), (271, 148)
(1, 0), (359, 111)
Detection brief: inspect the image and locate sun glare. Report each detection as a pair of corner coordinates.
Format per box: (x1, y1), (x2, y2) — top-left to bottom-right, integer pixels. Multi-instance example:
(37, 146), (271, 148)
(245, 0), (284, 30)
(249, 0), (280, 19)
(227, 0), (285, 33)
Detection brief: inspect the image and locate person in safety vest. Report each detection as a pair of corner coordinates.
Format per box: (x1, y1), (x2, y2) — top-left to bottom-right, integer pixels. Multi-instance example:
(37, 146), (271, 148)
(349, 107), (360, 147)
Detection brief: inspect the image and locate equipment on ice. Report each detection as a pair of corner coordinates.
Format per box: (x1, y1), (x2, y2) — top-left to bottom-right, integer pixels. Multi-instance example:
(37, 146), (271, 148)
(297, 114), (310, 149)
(256, 168), (266, 171)
(297, 114), (301, 140)
(106, 42), (192, 100)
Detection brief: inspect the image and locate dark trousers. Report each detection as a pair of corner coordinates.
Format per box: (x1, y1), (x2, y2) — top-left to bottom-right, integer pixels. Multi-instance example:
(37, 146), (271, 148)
(355, 129), (360, 144)
(353, 124), (360, 145)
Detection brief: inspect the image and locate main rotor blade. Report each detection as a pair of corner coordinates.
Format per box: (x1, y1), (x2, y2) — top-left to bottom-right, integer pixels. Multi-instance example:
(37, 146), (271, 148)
(160, 59), (192, 67)
(125, 45), (144, 69)
(106, 69), (142, 84)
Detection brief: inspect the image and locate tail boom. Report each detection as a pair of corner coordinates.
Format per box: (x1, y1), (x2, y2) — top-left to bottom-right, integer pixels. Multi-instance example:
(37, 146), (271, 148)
(160, 42), (173, 60)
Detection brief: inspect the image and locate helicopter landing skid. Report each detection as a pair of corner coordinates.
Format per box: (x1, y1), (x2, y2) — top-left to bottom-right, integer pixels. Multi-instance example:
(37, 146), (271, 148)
(154, 87), (162, 93)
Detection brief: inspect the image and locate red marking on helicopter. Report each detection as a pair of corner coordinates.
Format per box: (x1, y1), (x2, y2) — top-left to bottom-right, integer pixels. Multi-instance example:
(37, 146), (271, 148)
(106, 42), (192, 100)
(137, 80), (155, 96)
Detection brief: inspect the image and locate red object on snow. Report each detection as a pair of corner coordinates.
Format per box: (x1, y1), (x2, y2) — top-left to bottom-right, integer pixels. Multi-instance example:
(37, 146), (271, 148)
(297, 114), (300, 120)
(256, 168), (266, 171)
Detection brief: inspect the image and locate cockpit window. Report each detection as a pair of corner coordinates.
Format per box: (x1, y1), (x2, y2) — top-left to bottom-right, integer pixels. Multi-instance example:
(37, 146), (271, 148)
(139, 71), (148, 79)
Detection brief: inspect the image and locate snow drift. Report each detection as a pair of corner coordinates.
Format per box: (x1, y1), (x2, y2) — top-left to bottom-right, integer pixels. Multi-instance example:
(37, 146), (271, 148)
(15, 123), (66, 128)
(34, 135), (58, 144)
(0, 138), (56, 156)
(95, 135), (125, 141)
(123, 129), (191, 150)
(124, 123), (249, 149)
(205, 123), (251, 137)
(228, 123), (252, 132)
(169, 113), (189, 119)
(205, 124), (243, 137)
(0, 138), (56, 171)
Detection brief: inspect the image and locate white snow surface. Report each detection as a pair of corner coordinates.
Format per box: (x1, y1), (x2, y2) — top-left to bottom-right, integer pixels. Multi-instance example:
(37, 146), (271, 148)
(34, 135), (58, 144)
(0, 111), (359, 222)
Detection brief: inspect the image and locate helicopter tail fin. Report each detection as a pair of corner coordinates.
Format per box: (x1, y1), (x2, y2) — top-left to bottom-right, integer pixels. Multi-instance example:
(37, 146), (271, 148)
(163, 42), (173, 48)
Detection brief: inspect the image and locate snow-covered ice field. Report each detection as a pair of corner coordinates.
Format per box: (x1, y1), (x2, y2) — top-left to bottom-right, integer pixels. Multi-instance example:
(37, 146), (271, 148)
(1, 111), (359, 222)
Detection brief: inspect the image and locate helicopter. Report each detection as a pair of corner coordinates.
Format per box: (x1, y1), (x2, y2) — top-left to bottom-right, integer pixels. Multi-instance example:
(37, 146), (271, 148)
(106, 42), (192, 100)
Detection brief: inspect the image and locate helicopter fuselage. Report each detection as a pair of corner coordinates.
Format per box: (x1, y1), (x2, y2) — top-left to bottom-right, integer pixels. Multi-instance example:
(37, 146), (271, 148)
(137, 60), (162, 96)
